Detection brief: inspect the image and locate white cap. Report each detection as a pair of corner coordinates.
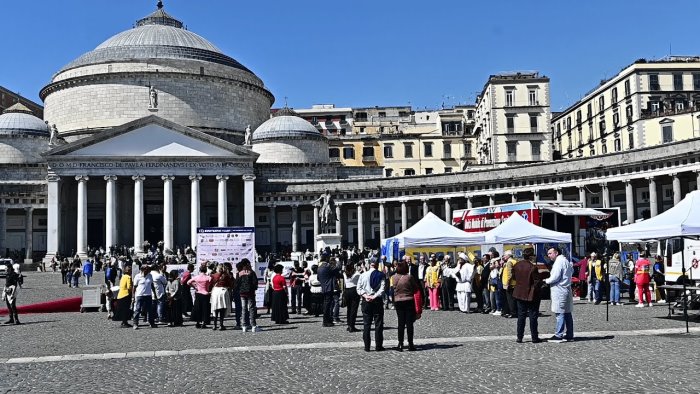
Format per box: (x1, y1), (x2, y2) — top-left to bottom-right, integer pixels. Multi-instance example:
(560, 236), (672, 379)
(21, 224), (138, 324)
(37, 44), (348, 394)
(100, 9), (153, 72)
(458, 252), (468, 261)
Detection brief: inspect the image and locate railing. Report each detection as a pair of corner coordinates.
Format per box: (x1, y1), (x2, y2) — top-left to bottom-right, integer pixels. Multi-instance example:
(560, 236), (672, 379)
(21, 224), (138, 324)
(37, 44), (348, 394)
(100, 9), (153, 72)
(362, 155), (376, 162)
(640, 106), (698, 120)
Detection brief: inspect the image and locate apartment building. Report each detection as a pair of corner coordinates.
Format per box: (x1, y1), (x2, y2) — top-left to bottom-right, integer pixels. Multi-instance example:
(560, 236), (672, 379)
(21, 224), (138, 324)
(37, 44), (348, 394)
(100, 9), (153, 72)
(473, 72), (552, 165)
(552, 56), (700, 160)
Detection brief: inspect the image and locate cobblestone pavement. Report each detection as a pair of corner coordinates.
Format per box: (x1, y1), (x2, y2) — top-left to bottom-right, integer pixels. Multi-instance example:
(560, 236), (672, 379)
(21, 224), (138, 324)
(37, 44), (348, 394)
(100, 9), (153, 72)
(1, 272), (699, 393)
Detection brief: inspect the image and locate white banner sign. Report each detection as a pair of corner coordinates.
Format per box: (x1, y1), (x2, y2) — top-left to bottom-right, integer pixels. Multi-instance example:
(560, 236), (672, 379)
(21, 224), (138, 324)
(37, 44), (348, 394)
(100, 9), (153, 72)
(196, 227), (256, 267)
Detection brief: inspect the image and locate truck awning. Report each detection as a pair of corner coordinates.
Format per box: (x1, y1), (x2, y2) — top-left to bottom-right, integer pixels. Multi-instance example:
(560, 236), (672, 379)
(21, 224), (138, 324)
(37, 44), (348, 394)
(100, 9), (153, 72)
(543, 207), (609, 217)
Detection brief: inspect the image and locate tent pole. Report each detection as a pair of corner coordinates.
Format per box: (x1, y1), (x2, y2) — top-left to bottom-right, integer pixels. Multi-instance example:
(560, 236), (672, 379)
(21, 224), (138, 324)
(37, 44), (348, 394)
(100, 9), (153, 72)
(681, 237), (689, 334)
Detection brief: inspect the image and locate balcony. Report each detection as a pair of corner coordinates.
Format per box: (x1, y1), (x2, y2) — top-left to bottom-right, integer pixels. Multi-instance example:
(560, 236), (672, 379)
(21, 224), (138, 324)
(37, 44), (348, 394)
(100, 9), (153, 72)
(640, 105), (698, 120)
(362, 155), (376, 162)
(329, 157), (341, 163)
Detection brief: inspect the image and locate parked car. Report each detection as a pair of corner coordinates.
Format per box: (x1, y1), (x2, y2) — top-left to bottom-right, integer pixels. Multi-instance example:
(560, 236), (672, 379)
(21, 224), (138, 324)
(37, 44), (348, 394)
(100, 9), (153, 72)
(0, 258), (12, 278)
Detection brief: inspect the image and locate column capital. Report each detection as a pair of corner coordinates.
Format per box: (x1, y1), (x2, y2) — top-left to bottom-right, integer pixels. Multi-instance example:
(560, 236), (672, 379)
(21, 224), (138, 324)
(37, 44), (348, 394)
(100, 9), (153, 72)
(443, 197), (451, 201)
(268, 203), (277, 209)
(161, 175), (175, 181)
(216, 175), (230, 181)
(75, 175), (89, 182)
(104, 175), (118, 182)
(646, 176), (656, 181)
(24, 206), (34, 213)
(46, 174), (60, 182)
(378, 200), (385, 206)
(554, 187), (562, 192)
(312, 202), (321, 208)
(242, 174), (256, 182)
(577, 185), (586, 190)
(599, 182), (608, 188)
(291, 204), (299, 209)
(671, 172), (679, 178)
(189, 174), (202, 181)
(132, 175), (145, 182)
(623, 178), (632, 185)
(399, 199), (408, 204)
(356, 201), (364, 206)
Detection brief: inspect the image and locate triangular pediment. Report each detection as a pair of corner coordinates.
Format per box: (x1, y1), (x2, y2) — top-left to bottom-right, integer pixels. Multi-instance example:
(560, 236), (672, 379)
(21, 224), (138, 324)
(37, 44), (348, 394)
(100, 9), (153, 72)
(44, 115), (258, 161)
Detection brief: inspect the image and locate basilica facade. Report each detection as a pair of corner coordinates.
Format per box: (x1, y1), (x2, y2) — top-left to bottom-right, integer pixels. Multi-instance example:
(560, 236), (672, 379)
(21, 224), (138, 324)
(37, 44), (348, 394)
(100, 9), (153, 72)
(0, 4), (699, 264)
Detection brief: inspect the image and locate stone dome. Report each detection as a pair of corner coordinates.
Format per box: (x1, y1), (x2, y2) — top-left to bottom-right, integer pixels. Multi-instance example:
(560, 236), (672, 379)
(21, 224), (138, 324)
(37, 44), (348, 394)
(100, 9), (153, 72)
(252, 108), (329, 164)
(41, 2), (273, 143)
(0, 103), (50, 164)
(0, 103), (50, 136)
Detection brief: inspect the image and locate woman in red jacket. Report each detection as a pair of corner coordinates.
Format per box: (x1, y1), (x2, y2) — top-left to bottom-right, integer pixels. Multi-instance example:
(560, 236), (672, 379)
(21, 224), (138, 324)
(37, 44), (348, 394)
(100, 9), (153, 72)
(634, 252), (652, 307)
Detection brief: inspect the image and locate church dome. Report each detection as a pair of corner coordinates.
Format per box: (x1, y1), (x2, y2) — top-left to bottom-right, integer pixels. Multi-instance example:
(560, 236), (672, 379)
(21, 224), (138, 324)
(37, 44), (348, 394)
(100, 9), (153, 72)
(0, 103), (50, 136)
(252, 108), (329, 164)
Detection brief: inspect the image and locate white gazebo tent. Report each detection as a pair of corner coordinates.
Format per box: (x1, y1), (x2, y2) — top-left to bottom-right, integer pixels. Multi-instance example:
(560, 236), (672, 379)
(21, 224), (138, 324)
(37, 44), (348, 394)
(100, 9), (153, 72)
(384, 212), (485, 248)
(483, 212), (572, 244)
(606, 190), (700, 333)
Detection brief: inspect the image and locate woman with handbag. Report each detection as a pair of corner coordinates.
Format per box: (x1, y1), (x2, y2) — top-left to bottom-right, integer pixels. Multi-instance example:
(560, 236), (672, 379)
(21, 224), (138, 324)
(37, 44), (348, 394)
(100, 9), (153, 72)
(114, 264), (133, 328)
(391, 260), (422, 351)
(270, 264), (289, 324)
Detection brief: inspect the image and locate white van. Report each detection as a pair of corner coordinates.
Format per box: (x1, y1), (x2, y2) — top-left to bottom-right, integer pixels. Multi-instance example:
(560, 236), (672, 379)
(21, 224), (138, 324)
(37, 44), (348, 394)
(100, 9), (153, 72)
(664, 239), (700, 285)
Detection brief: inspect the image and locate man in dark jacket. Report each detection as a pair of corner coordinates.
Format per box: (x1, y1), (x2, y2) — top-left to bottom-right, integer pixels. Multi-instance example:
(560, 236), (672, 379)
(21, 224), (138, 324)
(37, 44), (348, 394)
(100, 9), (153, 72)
(317, 256), (340, 327)
(512, 248), (542, 343)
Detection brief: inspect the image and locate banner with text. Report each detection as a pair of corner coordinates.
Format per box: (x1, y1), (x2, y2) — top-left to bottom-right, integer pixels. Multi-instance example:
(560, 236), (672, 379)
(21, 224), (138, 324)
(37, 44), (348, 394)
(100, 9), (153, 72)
(196, 227), (255, 267)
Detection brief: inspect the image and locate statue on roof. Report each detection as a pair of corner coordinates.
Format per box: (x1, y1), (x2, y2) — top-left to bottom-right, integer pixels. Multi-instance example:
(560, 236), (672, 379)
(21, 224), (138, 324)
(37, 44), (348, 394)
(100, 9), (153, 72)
(48, 122), (60, 147)
(149, 86), (158, 109)
(244, 125), (252, 146)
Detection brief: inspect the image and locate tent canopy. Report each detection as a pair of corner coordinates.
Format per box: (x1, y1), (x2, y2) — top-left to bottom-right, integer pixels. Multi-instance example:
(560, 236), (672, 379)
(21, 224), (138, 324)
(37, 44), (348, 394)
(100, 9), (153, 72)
(607, 190), (700, 241)
(384, 212), (485, 248)
(484, 212), (572, 244)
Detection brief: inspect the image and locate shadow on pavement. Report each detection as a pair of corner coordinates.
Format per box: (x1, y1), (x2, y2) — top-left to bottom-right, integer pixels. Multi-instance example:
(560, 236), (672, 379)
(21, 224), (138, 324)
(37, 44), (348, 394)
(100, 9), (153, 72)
(565, 335), (615, 342)
(413, 343), (463, 351)
(262, 326), (298, 331)
(1, 320), (58, 326)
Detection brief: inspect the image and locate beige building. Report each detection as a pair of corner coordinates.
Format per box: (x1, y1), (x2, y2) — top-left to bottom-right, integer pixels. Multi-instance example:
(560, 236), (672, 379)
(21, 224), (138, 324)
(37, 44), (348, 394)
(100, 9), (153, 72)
(473, 72), (552, 165)
(552, 56), (700, 160)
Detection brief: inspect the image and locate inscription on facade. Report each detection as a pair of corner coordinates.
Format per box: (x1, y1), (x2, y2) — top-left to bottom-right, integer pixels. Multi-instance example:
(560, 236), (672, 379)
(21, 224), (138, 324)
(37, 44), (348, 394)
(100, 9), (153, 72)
(49, 161), (252, 169)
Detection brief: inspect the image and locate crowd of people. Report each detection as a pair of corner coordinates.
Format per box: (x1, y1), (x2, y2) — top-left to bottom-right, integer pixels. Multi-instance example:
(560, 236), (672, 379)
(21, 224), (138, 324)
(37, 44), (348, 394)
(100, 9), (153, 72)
(3, 240), (673, 349)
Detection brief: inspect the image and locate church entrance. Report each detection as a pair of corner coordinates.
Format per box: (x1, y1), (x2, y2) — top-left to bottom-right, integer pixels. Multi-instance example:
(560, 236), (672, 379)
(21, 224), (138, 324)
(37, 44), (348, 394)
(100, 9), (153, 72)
(144, 202), (163, 246)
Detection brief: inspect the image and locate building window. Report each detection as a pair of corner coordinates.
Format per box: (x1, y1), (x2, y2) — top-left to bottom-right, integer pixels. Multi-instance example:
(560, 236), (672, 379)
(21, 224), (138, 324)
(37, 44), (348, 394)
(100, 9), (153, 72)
(506, 142), (517, 161)
(673, 73), (683, 91)
(359, 127), (365, 134)
(404, 169), (415, 176)
(599, 119), (606, 136)
(463, 141), (472, 157)
(629, 132), (634, 149)
(662, 125), (673, 143)
(385, 168), (393, 177)
(675, 101), (685, 112)
(355, 112), (368, 121)
(598, 96), (605, 112)
(624, 79), (630, 96)
(362, 146), (374, 158)
(613, 112), (620, 126)
(404, 143), (413, 158)
(505, 89), (514, 107)
(529, 113), (538, 131)
(506, 115), (515, 133)
(611, 87), (618, 104)
(576, 110), (582, 124)
(423, 142), (433, 157)
(649, 74), (660, 91)
(590, 146), (595, 156)
(530, 141), (541, 161)
(383, 144), (393, 158)
(578, 127), (583, 144)
(694, 73), (700, 90)
(626, 105), (633, 122)
(587, 103), (593, 119)
(444, 167), (453, 173)
(425, 168), (433, 175)
(614, 138), (621, 152)
(329, 148), (340, 158)
(343, 146), (355, 159)
(443, 143), (452, 158)
(528, 89), (538, 106)
(378, 111), (386, 117)
(602, 142), (608, 154)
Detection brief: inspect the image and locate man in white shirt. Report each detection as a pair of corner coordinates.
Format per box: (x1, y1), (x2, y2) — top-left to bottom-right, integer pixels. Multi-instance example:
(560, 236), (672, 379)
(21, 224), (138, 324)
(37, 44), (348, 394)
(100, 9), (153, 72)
(356, 261), (386, 352)
(454, 253), (475, 313)
(132, 264), (155, 329)
(150, 264), (168, 324)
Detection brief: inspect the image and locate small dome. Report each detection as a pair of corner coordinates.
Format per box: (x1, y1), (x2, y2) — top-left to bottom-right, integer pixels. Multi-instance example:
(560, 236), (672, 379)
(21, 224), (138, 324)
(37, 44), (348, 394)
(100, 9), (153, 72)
(0, 104), (50, 136)
(252, 109), (324, 142)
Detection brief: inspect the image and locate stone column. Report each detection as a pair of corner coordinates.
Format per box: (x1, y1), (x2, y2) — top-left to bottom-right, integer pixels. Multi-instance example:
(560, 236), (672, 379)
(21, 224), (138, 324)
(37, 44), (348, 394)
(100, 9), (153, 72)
(600, 182), (610, 208)
(104, 175), (117, 250)
(555, 187), (563, 201)
(189, 175), (201, 248)
(379, 201), (386, 240)
(466, 195), (473, 209)
(443, 198), (451, 222)
(313, 204), (319, 247)
(269, 204), (277, 253)
(24, 207), (33, 263)
(672, 173), (682, 205)
(162, 175), (175, 251)
(578, 186), (586, 207)
(44, 175), (61, 263)
(217, 175), (229, 227)
(533, 190), (540, 201)
(624, 179), (635, 224)
(0, 207), (6, 257)
(488, 194), (495, 206)
(696, 170), (700, 191)
(648, 177), (658, 217)
(335, 203), (343, 240)
(133, 175), (145, 253)
(422, 199), (429, 216)
(75, 175), (89, 257)
(357, 202), (364, 250)
(243, 174), (256, 227)
(400, 200), (408, 232)
(291, 205), (299, 252)
(510, 193), (517, 203)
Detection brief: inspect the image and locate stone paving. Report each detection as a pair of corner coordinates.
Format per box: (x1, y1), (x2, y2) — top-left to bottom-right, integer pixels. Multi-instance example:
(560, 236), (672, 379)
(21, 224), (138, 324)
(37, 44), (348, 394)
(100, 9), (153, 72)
(1, 272), (699, 393)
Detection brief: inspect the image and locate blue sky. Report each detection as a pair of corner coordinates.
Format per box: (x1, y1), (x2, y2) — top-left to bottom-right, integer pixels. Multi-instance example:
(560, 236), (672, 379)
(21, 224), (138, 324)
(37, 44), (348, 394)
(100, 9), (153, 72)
(1, 1), (698, 111)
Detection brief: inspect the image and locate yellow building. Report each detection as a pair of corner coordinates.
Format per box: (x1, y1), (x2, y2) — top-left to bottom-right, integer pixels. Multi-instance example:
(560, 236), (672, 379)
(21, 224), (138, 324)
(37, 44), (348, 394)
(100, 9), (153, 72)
(552, 56), (700, 160)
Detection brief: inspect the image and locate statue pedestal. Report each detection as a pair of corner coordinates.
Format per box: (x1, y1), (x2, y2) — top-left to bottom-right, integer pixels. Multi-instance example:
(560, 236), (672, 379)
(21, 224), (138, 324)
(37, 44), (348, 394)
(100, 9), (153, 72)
(316, 233), (341, 253)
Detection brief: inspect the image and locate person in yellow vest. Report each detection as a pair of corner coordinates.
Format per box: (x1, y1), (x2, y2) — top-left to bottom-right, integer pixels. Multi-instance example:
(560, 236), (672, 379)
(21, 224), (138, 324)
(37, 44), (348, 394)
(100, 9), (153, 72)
(501, 250), (518, 318)
(424, 257), (442, 311)
(587, 252), (604, 304)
